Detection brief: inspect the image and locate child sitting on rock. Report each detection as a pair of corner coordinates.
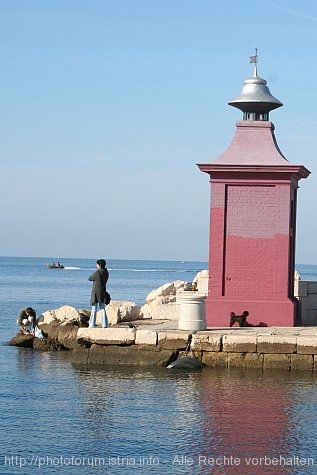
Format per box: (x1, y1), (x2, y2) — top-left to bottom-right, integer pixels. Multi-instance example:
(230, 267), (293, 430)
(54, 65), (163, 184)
(17, 307), (37, 335)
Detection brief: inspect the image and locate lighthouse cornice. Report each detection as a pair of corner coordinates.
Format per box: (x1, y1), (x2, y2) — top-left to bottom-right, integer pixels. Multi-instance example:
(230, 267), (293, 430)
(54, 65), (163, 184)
(197, 163), (310, 181)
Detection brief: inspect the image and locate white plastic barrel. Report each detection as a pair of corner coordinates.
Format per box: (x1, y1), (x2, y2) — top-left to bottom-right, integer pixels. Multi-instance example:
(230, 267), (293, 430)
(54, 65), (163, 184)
(178, 292), (207, 331)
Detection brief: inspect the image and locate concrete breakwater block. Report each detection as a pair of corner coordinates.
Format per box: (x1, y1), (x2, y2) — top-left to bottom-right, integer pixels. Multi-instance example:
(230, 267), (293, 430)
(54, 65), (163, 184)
(297, 337), (317, 355)
(72, 345), (177, 367)
(77, 327), (136, 346)
(191, 332), (222, 352)
(222, 334), (257, 353)
(257, 335), (297, 354)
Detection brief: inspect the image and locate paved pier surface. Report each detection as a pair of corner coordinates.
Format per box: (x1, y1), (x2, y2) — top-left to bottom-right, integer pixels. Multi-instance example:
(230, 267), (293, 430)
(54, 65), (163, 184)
(128, 320), (317, 336)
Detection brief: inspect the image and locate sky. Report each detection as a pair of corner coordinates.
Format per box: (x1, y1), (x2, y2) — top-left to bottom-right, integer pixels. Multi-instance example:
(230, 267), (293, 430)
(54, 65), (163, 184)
(1, 0), (317, 263)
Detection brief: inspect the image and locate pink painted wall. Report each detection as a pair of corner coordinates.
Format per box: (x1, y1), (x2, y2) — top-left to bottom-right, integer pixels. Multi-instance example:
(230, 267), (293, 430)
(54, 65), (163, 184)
(198, 121), (310, 327)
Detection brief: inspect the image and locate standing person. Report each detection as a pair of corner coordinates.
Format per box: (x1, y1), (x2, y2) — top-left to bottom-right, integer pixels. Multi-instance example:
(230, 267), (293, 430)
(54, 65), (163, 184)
(88, 259), (109, 328)
(17, 307), (36, 335)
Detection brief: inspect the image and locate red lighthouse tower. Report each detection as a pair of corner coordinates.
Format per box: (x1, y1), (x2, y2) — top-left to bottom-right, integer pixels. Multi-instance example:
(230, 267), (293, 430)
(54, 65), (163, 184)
(198, 57), (310, 327)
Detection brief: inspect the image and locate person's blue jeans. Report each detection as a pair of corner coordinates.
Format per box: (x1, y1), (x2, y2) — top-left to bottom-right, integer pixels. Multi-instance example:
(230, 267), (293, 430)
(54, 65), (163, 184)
(89, 302), (108, 328)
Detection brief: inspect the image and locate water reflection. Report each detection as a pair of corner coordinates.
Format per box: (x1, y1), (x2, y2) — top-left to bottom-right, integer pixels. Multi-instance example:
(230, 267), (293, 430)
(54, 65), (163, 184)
(73, 366), (317, 474)
(193, 370), (297, 474)
(3, 344), (317, 475)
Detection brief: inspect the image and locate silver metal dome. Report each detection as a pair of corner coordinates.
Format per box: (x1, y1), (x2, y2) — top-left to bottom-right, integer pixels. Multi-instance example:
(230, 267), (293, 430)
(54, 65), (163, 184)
(229, 67), (283, 114)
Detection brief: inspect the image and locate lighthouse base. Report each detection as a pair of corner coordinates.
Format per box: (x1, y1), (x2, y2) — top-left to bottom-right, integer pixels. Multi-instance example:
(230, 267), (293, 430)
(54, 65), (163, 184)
(205, 297), (300, 327)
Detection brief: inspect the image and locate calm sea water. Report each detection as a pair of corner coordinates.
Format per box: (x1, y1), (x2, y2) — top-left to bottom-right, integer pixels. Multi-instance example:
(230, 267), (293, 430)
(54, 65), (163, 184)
(1, 257), (317, 475)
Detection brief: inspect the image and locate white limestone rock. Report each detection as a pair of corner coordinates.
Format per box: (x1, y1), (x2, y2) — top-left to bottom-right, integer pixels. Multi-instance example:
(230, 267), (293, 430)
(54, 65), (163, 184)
(140, 273), (209, 321)
(54, 305), (81, 325)
(140, 300), (180, 320)
(38, 305), (82, 328)
(193, 270), (209, 295)
(145, 281), (185, 304)
(38, 310), (55, 326)
(141, 280), (185, 320)
(95, 301), (141, 326)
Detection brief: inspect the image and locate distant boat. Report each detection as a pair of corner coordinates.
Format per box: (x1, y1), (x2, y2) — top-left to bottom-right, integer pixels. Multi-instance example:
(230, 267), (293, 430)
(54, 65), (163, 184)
(45, 263), (65, 269)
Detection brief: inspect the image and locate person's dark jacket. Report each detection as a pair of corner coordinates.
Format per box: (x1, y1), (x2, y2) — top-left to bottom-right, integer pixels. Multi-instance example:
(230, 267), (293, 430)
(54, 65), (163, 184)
(88, 268), (109, 305)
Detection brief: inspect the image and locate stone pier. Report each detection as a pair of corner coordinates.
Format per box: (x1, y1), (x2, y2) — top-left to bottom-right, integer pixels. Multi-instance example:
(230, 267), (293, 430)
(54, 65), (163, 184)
(73, 321), (317, 371)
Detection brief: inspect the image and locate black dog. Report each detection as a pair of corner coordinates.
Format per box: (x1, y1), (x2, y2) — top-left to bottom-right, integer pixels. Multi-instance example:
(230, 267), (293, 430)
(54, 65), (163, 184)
(229, 311), (250, 327)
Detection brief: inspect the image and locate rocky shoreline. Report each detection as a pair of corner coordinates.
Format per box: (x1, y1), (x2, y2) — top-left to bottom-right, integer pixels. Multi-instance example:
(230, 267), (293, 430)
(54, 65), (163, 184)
(8, 271), (317, 371)
(8, 316), (317, 372)
(8, 272), (208, 356)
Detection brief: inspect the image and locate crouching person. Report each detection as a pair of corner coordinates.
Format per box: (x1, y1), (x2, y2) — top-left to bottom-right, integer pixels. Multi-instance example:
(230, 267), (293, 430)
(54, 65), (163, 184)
(17, 307), (36, 335)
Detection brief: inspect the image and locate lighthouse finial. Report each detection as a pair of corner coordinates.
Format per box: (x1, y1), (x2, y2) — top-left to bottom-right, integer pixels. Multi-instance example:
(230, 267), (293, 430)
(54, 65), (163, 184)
(249, 48), (258, 76)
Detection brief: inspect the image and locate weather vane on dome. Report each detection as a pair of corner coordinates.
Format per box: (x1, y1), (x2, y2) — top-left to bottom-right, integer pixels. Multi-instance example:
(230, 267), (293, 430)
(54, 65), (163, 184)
(249, 48), (258, 76)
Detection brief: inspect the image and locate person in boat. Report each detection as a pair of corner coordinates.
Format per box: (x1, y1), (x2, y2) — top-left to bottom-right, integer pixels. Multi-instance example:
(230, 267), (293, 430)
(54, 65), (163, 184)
(47, 262), (63, 268)
(88, 259), (109, 328)
(17, 307), (37, 335)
